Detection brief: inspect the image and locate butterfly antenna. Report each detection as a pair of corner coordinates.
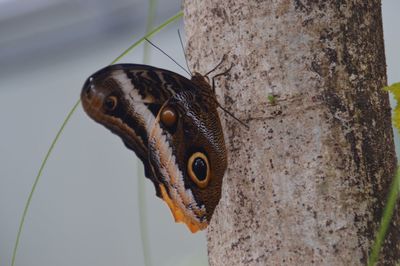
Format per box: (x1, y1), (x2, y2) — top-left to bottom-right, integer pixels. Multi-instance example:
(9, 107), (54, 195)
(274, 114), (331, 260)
(178, 29), (193, 76)
(144, 38), (191, 77)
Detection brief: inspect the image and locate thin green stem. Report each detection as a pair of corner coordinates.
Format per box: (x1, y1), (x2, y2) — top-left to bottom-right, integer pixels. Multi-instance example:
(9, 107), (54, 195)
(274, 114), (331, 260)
(137, 165), (151, 266)
(368, 167), (400, 266)
(143, 0), (157, 64)
(11, 100), (81, 266)
(11, 10), (183, 266)
(138, 1), (158, 266)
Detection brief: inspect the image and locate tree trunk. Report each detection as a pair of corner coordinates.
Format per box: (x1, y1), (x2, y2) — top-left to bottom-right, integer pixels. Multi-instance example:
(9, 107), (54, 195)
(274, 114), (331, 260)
(183, 0), (398, 265)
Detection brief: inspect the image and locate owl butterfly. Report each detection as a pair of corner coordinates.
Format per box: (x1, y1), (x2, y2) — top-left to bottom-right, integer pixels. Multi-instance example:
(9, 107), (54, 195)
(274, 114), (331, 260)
(81, 60), (229, 232)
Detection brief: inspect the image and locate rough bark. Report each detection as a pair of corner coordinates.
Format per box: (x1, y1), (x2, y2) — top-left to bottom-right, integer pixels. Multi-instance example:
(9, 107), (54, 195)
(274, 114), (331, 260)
(184, 0), (399, 265)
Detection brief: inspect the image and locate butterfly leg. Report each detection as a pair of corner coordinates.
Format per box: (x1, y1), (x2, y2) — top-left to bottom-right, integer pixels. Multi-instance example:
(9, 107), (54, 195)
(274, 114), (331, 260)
(205, 54), (228, 77)
(211, 63), (233, 94)
(209, 64), (248, 129)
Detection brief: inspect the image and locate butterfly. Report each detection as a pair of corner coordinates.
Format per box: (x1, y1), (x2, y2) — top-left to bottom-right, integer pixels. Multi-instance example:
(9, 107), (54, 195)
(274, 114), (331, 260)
(80, 63), (228, 232)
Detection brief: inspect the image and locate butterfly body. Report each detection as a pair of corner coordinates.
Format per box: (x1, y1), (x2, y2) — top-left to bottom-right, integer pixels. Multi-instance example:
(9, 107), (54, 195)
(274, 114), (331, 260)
(81, 64), (227, 232)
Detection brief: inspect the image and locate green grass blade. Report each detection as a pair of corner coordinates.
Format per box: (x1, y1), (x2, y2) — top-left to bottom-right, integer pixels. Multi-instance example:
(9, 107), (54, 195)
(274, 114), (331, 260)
(111, 10), (183, 65)
(368, 82), (400, 265)
(11, 100), (81, 266)
(11, 10), (183, 266)
(368, 167), (400, 266)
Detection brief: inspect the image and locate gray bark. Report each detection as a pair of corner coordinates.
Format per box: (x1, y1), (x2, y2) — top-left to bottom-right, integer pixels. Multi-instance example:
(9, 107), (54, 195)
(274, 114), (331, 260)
(184, 0), (398, 265)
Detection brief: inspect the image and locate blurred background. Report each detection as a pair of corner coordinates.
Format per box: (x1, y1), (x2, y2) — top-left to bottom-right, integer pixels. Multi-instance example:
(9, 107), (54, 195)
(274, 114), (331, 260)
(0, 1), (398, 266)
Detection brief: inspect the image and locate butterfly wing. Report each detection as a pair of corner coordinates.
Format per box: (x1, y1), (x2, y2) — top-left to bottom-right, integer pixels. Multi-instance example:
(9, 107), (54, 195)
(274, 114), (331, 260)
(148, 89), (227, 232)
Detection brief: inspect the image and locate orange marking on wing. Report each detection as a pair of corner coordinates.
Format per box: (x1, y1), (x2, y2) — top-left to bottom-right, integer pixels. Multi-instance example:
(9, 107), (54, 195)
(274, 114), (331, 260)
(159, 184), (207, 233)
(152, 125), (206, 218)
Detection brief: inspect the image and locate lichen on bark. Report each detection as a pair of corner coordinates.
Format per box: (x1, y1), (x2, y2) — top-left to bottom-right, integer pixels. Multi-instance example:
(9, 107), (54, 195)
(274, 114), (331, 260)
(184, 0), (398, 265)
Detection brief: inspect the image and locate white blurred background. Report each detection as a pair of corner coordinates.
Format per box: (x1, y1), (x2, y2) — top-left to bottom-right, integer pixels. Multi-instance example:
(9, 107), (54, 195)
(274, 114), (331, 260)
(0, 1), (398, 266)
